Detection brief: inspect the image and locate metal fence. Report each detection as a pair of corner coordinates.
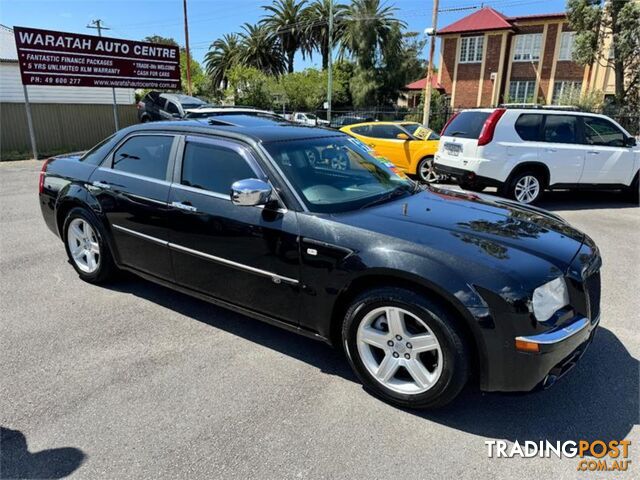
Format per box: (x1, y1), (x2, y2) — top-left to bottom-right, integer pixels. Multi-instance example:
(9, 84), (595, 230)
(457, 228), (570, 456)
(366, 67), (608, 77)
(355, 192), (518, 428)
(0, 103), (139, 160)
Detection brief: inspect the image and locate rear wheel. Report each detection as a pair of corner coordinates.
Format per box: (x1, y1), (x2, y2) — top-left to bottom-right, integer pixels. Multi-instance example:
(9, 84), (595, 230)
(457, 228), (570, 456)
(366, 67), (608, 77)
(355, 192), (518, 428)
(416, 157), (439, 183)
(505, 170), (544, 204)
(625, 172), (639, 203)
(342, 287), (470, 409)
(63, 208), (116, 284)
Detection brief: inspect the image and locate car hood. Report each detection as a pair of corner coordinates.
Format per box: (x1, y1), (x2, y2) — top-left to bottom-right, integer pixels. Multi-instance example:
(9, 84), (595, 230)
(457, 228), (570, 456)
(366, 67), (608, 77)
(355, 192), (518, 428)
(333, 186), (585, 271)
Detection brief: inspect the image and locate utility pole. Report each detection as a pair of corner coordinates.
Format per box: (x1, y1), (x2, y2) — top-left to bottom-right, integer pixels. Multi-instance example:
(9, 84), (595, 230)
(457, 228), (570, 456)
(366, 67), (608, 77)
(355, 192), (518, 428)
(326, 0), (334, 123)
(87, 19), (119, 130)
(183, 0), (193, 96)
(88, 20), (120, 130)
(422, 0), (439, 127)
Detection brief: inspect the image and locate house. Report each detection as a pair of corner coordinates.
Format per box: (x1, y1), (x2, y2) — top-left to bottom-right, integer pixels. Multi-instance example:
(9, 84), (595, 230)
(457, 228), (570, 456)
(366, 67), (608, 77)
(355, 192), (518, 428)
(436, 7), (611, 108)
(398, 75), (445, 108)
(0, 24), (136, 158)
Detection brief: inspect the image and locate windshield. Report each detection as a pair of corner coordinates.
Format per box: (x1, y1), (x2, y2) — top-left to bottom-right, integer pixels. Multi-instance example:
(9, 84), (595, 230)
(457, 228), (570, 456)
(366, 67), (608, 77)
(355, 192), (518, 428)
(264, 136), (415, 213)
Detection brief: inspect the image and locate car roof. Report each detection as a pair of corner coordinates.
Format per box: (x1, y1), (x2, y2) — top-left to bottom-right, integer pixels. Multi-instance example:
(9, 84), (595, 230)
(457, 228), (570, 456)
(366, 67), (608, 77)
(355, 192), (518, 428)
(344, 121), (422, 128)
(159, 93), (205, 104)
(122, 120), (344, 144)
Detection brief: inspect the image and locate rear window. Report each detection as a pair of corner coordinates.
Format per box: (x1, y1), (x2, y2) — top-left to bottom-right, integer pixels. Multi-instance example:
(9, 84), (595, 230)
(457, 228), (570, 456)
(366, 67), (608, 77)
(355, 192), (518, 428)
(515, 114), (543, 141)
(441, 111), (491, 139)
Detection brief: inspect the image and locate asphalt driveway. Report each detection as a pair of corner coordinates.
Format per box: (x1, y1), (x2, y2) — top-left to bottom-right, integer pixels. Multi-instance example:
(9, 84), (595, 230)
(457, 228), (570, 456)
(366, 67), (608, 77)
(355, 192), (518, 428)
(1, 160), (638, 479)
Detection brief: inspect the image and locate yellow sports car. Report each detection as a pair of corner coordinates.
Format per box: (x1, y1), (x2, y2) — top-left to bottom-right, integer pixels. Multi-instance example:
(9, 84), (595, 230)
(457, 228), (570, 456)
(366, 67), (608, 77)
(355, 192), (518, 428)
(340, 121), (441, 182)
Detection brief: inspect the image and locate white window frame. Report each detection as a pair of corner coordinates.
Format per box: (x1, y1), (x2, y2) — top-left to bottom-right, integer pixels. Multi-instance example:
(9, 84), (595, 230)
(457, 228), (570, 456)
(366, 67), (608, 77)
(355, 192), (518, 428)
(509, 80), (537, 103)
(513, 34), (542, 62)
(558, 32), (576, 61)
(552, 80), (582, 104)
(459, 35), (484, 64)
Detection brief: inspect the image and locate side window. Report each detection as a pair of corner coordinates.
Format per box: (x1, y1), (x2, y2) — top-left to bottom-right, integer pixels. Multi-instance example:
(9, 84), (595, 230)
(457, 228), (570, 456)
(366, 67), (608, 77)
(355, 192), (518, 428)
(515, 114), (543, 141)
(583, 117), (625, 147)
(350, 125), (371, 136)
(369, 125), (403, 139)
(181, 142), (256, 194)
(112, 135), (173, 180)
(166, 101), (180, 115)
(543, 115), (578, 144)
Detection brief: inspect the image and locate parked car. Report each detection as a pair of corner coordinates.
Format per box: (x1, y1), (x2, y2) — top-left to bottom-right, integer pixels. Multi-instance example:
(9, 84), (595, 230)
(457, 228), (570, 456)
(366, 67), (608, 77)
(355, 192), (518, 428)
(183, 107), (282, 120)
(341, 121), (441, 182)
(137, 91), (207, 122)
(329, 115), (373, 129)
(39, 121), (601, 409)
(285, 112), (329, 126)
(435, 108), (640, 203)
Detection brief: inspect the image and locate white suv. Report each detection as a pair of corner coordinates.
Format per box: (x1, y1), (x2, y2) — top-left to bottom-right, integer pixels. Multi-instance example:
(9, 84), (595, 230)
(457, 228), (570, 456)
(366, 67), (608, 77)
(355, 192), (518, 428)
(434, 108), (639, 203)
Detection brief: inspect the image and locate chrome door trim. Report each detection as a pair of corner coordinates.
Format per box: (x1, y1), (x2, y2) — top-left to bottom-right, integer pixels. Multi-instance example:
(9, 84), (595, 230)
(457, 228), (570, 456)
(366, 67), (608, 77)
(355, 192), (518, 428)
(96, 167), (173, 187)
(112, 224), (169, 246)
(111, 224), (299, 285)
(171, 183), (229, 201)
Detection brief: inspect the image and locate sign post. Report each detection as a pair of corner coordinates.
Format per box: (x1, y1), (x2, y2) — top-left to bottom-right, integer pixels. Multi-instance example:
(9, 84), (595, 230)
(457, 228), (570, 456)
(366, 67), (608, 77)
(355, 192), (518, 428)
(22, 85), (38, 160)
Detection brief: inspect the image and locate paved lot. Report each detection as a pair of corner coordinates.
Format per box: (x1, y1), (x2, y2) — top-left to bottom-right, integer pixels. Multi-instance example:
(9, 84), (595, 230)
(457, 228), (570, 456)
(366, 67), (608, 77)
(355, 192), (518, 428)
(1, 160), (638, 479)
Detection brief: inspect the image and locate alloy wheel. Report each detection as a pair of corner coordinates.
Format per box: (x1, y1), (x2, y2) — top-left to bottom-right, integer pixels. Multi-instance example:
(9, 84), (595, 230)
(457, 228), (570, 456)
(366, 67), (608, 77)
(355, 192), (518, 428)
(419, 158), (439, 183)
(356, 306), (443, 394)
(67, 218), (100, 273)
(514, 175), (540, 203)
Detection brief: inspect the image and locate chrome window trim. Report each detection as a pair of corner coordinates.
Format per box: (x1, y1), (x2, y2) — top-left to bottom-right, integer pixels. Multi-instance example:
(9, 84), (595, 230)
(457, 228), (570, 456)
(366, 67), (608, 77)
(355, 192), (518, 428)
(96, 167), (173, 187)
(172, 183), (229, 201)
(111, 224), (299, 285)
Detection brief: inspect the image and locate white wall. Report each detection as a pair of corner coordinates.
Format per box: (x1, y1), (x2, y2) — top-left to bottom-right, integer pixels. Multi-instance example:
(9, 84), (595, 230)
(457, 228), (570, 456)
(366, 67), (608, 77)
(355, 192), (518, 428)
(0, 62), (135, 104)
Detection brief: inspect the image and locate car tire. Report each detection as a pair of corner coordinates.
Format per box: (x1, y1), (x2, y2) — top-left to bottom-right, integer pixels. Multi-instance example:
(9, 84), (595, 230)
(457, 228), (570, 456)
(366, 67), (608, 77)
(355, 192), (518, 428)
(416, 157), (439, 183)
(62, 207), (117, 284)
(140, 115), (150, 123)
(625, 172), (639, 204)
(504, 170), (544, 204)
(342, 287), (470, 409)
(460, 181), (485, 192)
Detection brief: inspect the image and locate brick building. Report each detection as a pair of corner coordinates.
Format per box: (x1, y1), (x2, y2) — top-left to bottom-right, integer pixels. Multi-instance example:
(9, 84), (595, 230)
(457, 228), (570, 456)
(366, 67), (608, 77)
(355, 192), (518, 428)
(436, 7), (595, 108)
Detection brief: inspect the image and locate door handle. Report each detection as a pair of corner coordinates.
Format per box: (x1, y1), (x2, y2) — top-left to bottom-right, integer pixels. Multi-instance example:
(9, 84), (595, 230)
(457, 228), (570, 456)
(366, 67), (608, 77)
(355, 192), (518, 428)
(545, 148), (557, 153)
(587, 151), (600, 155)
(92, 180), (111, 190)
(171, 201), (198, 212)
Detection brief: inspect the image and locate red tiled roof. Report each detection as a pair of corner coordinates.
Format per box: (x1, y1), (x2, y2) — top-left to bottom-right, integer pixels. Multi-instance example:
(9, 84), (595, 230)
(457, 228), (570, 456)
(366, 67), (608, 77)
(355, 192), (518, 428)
(404, 76), (444, 91)
(438, 7), (512, 34)
(438, 7), (567, 35)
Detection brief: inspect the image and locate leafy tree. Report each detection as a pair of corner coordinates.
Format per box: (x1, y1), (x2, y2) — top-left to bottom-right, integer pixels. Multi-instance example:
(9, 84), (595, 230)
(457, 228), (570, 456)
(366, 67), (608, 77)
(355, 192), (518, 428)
(305, 0), (347, 70)
(567, 0), (640, 107)
(143, 35), (179, 47)
(204, 34), (240, 90)
(180, 51), (209, 97)
(225, 64), (275, 108)
(262, 0), (310, 73)
(238, 23), (287, 75)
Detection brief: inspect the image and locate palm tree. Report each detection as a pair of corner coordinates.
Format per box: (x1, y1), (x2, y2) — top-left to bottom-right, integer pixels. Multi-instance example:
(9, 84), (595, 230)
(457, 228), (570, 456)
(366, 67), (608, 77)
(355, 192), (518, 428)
(261, 0), (310, 73)
(341, 0), (405, 69)
(305, 0), (347, 70)
(204, 33), (240, 90)
(238, 23), (287, 75)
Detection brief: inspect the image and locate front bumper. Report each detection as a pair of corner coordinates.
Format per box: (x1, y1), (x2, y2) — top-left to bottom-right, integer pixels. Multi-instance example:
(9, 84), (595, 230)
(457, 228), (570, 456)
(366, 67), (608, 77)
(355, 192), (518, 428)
(434, 164), (502, 188)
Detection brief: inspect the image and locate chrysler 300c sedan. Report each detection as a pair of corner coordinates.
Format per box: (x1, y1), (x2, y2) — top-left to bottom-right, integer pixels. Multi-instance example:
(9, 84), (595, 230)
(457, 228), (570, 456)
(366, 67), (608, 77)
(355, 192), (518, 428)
(39, 120), (601, 408)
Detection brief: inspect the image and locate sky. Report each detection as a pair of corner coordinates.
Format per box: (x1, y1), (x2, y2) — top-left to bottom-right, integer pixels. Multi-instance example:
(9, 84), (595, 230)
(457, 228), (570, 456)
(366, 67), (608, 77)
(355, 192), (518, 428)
(0, 0), (569, 70)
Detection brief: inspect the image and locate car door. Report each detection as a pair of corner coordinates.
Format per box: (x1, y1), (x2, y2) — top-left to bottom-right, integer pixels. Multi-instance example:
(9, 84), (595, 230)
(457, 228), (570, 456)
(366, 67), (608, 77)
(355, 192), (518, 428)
(160, 100), (179, 121)
(351, 124), (412, 171)
(540, 114), (584, 185)
(579, 115), (635, 184)
(88, 133), (177, 280)
(166, 135), (301, 324)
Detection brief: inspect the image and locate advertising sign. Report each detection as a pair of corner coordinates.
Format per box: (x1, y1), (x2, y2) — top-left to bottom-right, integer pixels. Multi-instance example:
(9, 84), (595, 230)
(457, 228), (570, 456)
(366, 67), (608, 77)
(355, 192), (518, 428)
(13, 26), (181, 89)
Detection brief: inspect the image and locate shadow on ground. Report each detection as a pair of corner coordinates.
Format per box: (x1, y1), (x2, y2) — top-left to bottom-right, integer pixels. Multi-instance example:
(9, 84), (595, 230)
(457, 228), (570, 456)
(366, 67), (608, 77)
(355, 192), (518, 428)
(0, 428), (85, 479)
(109, 275), (638, 446)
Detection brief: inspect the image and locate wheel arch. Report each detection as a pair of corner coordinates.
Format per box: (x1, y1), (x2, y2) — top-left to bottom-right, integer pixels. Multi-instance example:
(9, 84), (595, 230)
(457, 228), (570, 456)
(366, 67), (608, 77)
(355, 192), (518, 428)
(328, 270), (484, 381)
(505, 162), (550, 188)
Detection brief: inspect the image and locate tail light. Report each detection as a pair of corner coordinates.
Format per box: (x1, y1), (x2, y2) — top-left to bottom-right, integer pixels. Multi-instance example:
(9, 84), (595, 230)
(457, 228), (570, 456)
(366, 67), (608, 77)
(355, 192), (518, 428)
(477, 108), (506, 146)
(38, 158), (51, 194)
(136, 101), (144, 110)
(440, 112), (460, 136)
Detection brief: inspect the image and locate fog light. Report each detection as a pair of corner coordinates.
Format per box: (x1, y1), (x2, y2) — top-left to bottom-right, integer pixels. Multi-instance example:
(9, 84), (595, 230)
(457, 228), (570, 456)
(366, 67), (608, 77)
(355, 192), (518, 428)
(515, 339), (540, 353)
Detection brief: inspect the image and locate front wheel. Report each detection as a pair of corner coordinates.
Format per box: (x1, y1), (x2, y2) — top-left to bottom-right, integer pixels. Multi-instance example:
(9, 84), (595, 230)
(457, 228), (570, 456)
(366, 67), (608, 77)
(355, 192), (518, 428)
(504, 171), (544, 204)
(342, 287), (470, 409)
(416, 157), (439, 183)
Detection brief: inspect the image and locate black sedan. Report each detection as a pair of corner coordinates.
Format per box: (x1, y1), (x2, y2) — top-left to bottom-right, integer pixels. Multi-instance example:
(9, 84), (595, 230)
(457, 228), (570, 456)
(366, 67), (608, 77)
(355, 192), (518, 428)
(39, 120), (601, 408)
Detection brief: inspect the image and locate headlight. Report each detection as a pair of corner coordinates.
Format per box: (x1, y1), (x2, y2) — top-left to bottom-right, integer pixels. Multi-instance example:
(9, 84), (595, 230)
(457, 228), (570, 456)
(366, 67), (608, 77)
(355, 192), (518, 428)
(532, 277), (570, 321)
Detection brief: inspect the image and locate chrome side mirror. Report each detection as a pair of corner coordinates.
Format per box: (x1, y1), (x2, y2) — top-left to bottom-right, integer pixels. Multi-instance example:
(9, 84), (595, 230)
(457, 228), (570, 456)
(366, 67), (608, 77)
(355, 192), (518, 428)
(230, 178), (272, 206)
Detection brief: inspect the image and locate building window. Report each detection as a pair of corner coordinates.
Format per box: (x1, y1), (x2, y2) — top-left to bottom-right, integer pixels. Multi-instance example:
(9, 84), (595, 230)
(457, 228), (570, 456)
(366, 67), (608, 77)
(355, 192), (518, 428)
(552, 81), (582, 104)
(508, 80), (537, 103)
(558, 32), (576, 61)
(459, 36), (484, 63)
(513, 34), (542, 61)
